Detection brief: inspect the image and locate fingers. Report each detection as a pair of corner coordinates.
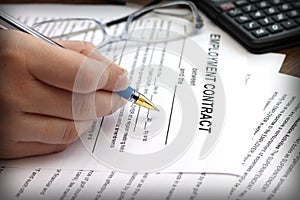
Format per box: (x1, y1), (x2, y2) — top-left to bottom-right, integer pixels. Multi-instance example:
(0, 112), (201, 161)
(71, 57), (129, 93)
(0, 140), (69, 159)
(20, 79), (126, 120)
(58, 41), (128, 90)
(0, 30), (130, 159)
(3, 113), (93, 144)
(4, 30), (129, 93)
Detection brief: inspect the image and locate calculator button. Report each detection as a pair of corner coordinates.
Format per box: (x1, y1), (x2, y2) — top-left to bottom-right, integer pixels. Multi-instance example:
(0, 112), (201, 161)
(267, 24), (284, 33)
(252, 28), (269, 37)
(270, 0), (283, 5)
(257, 1), (271, 9)
(244, 21), (260, 30)
(219, 2), (236, 11)
(242, 4), (257, 13)
(295, 18), (300, 25)
(235, 15), (251, 23)
(273, 13), (288, 22)
(278, 3), (293, 11)
(264, 7), (279, 15)
(281, 20), (298, 29)
(235, 0), (249, 7)
(287, 10), (299, 18)
(250, 10), (265, 19)
(258, 17), (274, 26)
(227, 8), (243, 17)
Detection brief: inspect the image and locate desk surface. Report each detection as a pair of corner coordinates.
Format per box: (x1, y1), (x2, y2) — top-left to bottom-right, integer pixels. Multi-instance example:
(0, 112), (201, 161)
(279, 46), (300, 78)
(1, 0), (300, 78)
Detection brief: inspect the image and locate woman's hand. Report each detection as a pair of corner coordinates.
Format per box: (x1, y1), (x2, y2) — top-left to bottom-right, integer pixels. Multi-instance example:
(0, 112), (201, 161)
(0, 30), (128, 159)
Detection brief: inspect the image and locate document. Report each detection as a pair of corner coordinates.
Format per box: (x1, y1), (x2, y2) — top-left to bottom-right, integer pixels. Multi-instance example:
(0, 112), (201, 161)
(0, 166), (236, 200)
(0, 3), (298, 200)
(227, 74), (300, 200)
(1, 73), (298, 200)
(0, 4), (285, 175)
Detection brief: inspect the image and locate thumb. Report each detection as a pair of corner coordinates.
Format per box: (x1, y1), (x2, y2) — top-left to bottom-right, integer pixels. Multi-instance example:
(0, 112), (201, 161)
(17, 31), (129, 93)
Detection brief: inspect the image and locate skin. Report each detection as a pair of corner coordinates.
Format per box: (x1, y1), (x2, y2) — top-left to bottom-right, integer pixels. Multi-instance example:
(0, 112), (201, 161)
(0, 30), (129, 159)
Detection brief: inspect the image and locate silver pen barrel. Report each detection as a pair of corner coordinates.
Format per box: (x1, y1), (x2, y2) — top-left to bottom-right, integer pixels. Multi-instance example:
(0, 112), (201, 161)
(0, 10), (63, 48)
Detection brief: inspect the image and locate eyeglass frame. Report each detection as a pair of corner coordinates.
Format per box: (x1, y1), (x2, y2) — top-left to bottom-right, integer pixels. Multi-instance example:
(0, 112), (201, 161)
(32, 0), (203, 49)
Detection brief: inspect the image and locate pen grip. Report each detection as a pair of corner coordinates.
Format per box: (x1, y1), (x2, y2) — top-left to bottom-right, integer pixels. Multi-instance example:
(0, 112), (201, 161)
(116, 87), (134, 100)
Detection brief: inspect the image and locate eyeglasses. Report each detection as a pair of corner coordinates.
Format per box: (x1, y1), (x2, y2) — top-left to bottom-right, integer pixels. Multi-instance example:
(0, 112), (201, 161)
(32, 1), (203, 49)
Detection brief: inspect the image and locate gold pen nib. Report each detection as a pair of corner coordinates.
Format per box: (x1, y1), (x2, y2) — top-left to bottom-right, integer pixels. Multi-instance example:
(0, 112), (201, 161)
(136, 94), (160, 111)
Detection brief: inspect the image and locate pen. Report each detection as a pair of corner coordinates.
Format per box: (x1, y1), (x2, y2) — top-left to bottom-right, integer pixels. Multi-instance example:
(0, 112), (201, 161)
(0, 11), (159, 111)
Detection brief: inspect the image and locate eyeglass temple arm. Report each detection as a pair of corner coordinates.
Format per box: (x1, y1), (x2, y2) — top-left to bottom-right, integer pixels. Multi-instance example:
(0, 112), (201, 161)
(105, 0), (163, 27)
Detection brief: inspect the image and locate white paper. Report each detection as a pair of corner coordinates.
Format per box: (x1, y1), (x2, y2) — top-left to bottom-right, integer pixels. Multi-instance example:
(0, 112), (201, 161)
(227, 73), (300, 200)
(0, 4), (285, 175)
(0, 4), (298, 200)
(0, 166), (236, 200)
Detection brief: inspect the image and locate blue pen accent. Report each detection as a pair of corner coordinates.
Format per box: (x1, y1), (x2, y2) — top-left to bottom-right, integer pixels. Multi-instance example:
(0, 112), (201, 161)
(116, 87), (134, 100)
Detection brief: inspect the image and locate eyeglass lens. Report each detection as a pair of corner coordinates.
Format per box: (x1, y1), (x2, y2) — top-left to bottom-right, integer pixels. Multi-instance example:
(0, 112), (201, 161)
(32, 1), (200, 47)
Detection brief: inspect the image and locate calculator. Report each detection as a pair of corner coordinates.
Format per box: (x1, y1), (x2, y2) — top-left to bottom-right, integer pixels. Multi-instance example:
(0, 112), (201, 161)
(192, 0), (300, 53)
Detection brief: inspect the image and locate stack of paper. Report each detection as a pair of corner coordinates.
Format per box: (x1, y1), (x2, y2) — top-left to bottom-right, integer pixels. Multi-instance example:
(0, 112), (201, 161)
(0, 4), (299, 200)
